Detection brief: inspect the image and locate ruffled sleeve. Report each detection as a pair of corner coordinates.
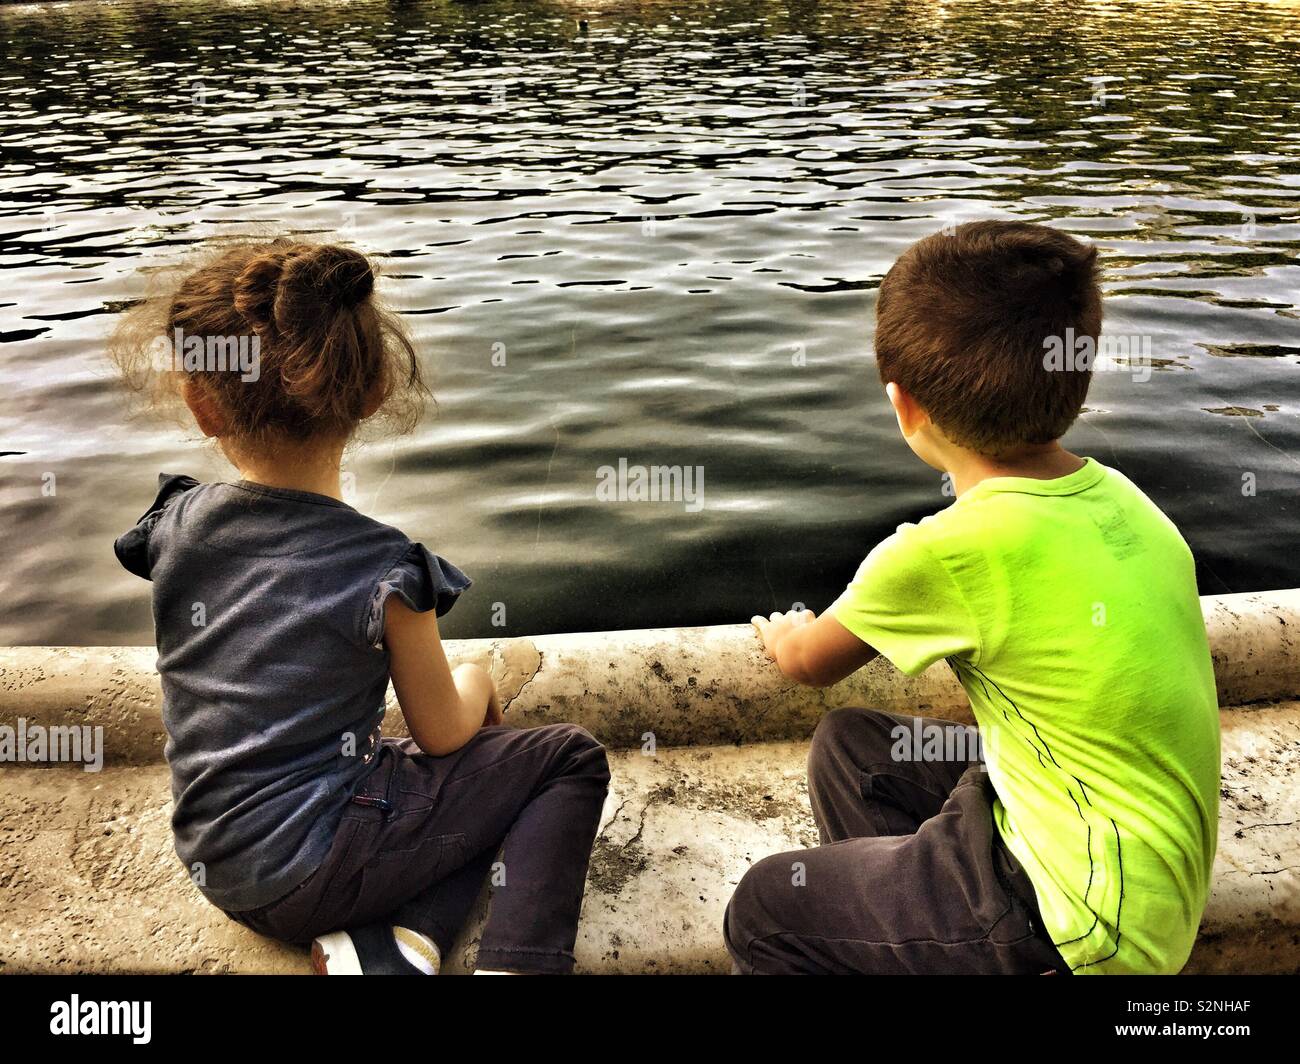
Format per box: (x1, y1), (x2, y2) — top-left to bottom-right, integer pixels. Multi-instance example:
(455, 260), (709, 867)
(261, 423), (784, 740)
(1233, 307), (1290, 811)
(113, 473), (202, 580)
(365, 542), (472, 646)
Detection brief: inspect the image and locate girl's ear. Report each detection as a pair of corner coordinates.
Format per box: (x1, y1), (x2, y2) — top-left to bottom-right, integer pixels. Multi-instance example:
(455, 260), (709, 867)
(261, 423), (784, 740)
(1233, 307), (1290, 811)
(181, 379), (227, 439)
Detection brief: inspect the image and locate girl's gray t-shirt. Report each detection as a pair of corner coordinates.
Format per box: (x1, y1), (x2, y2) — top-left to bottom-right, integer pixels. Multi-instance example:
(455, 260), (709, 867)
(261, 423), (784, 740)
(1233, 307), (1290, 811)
(114, 473), (471, 912)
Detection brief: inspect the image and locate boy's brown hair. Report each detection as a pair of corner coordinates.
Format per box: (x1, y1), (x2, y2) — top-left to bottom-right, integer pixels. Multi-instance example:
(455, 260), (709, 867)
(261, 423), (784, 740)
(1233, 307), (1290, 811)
(110, 237), (427, 445)
(874, 221), (1101, 457)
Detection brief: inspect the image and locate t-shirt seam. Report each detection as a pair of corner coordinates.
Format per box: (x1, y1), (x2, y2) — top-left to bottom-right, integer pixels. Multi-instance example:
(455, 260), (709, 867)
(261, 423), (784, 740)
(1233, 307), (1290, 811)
(122, 477), (203, 576)
(361, 539), (418, 648)
(224, 482), (353, 509)
(913, 536), (985, 669)
(959, 459), (1107, 502)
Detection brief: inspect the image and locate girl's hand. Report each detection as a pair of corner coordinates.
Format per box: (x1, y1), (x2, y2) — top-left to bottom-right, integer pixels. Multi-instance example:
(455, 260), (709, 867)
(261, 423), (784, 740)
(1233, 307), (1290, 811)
(751, 609), (816, 660)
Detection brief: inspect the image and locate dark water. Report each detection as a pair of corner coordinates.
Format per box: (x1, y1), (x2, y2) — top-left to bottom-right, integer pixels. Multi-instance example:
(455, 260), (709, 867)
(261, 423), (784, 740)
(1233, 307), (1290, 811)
(1, 0), (1298, 647)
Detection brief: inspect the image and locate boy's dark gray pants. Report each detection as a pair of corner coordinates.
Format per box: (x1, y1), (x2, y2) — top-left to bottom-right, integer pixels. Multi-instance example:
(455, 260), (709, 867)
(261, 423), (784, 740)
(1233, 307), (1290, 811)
(225, 723), (610, 974)
(724, 707), (1070, 975)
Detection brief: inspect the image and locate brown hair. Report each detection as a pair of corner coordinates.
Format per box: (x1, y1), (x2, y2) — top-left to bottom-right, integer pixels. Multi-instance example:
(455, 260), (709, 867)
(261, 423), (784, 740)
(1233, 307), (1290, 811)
(874, 221), (1101, 457)
(110, 237), (427, 446)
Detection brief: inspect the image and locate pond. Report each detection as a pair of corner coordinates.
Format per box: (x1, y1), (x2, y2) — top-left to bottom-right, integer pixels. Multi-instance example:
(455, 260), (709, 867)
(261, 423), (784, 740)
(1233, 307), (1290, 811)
(1, 0), (1298, 646)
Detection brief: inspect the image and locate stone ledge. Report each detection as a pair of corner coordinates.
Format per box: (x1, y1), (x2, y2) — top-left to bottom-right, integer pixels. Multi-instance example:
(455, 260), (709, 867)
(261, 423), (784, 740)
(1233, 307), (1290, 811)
(1, 589), (1296, 757)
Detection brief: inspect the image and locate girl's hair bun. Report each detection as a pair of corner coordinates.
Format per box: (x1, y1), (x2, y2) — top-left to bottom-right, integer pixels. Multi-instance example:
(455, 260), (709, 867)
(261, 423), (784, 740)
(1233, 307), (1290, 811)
(283, 244), (374, 310)
(231, 241), (374, 336)
(231, 246), (291, 333)
(114, 236), (426, 447)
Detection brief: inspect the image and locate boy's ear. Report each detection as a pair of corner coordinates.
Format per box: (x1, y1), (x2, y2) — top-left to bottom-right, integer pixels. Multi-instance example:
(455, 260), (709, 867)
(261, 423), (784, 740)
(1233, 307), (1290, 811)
(181, 379), (227, 439)
(885, 381), (930, 438)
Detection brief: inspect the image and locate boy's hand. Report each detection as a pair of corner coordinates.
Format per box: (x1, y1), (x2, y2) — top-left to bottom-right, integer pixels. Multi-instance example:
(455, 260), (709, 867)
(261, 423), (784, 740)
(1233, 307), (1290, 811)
(750, 607), (879, 688)
(751, 609), (816, 660)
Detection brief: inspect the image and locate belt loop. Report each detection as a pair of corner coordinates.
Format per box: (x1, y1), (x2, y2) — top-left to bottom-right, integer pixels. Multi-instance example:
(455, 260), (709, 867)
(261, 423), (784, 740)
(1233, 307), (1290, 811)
(380, 740), (397, 818)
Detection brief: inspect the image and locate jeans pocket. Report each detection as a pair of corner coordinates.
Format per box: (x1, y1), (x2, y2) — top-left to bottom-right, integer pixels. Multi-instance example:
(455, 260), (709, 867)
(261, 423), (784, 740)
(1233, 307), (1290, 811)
(860, 763), (951, 835)
(379, 737), (452, 811)
(363, 830), (469, 873)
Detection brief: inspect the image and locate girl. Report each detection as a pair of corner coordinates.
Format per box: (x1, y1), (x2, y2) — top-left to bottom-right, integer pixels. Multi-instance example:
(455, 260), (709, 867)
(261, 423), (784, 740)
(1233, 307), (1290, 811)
(110, 238), (610, 975)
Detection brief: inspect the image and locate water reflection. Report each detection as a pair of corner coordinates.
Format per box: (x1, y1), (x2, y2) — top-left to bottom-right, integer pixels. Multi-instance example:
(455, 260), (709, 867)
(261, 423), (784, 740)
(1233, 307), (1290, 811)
(0, 0), (1297, 645)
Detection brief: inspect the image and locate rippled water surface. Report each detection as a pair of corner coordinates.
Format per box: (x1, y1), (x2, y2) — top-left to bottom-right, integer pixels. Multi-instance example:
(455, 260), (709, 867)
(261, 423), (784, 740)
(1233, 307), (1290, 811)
(2, 0), (1298, 645)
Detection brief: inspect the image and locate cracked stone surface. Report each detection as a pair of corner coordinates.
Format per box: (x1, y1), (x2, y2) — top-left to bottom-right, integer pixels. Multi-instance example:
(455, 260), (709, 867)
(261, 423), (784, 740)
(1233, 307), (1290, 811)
(1, 704), (1297, 974)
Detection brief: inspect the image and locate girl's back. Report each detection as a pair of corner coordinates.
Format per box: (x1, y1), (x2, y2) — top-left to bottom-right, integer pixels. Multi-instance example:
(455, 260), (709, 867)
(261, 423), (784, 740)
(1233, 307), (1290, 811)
(116, 473), (466, 910)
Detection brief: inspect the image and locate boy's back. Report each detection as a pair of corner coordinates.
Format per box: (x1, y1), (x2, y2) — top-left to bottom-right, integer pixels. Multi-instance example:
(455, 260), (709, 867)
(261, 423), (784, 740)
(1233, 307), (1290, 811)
(832, 457), (1220, 973)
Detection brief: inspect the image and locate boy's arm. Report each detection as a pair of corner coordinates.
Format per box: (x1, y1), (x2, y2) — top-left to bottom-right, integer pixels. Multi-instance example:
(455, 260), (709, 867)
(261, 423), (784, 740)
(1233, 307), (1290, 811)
(751, 609), (879, 688)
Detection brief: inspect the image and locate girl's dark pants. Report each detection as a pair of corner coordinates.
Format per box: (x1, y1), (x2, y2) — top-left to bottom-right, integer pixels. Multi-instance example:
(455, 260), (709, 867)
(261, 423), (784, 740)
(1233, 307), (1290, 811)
(225, 723), (610, 974)
(723, 707), (1071, 975)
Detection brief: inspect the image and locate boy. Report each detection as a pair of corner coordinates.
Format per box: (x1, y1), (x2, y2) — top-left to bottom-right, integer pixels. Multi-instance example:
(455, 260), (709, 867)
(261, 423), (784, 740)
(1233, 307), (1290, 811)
(728, 221), (1220, 975)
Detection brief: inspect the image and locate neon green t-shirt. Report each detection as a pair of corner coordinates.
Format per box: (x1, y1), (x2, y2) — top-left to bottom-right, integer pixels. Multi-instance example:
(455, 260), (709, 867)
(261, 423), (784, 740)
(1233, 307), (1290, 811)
(830, 458), (1220, 974)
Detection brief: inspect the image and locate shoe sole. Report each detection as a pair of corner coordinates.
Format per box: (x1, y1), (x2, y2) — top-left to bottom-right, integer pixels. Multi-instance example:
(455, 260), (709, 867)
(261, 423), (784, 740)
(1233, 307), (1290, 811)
(310, 931), (362, 975)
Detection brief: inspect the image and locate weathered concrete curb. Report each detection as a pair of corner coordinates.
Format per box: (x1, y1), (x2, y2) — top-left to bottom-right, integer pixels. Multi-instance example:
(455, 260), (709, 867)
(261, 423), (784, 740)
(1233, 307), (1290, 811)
(3, 702), (1296, 975)
(1, 590), (1296, 757)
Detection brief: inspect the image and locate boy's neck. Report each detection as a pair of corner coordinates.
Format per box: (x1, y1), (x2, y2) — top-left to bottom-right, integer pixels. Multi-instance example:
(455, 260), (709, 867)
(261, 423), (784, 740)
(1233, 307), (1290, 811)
(225, 437), (347, 501)
(945, 443), (1086, 498)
